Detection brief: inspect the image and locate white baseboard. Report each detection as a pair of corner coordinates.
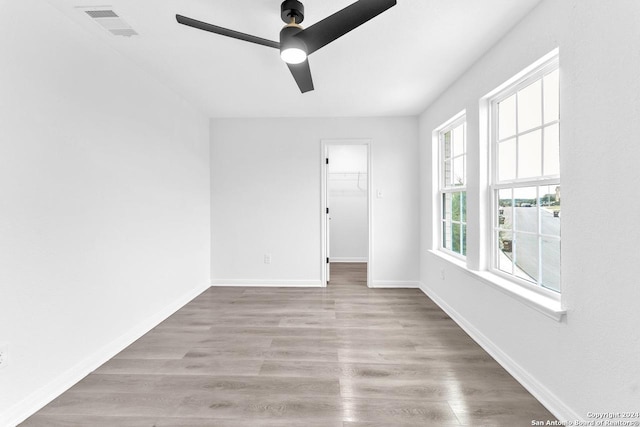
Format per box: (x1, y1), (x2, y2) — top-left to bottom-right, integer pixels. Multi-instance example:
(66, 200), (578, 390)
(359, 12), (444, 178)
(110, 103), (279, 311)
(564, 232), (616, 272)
(1, 282), (211, 427)
(211, 279), (323, 287)
(417, 281), (580, 422)
(330, 257), (367, 263)
(370, 280), (420, 288)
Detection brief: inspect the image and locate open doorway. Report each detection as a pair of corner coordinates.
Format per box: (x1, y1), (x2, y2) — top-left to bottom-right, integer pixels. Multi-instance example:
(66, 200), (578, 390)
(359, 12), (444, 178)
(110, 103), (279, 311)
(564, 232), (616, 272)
(321, 140), (371, 287)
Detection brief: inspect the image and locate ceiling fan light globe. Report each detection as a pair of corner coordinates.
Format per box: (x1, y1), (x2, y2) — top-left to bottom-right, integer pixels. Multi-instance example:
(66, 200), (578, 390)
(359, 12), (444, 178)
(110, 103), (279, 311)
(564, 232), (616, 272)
(281, 47), (307, 64)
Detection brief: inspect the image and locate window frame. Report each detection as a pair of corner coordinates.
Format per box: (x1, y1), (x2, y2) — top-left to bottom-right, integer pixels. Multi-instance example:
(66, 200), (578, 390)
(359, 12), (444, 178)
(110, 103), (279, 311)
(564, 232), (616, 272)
(438, 113), (467, 260)
(489, 55), (560, 297)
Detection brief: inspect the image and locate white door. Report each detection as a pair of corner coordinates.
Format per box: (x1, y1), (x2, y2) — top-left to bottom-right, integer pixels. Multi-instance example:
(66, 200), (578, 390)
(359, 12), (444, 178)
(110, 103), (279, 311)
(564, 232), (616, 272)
(323, 142), (370, 286)
(325, 156), (331, 283)
(326, 209), (331, 282)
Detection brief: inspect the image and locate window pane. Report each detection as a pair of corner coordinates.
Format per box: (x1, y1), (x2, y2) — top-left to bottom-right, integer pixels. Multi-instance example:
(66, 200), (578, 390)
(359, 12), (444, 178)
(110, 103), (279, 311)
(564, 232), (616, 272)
(452, 124), (465, 157)
(543, 124), (560, 176)
(541, 237), (561, 292)
(443, 193), (452, 222)
(452, 192), (461, 221)
(543, 69), (559, 124)
(498, 189), (512, 230)
(442, 221), (449, 249)
(443, 131), (452, 159)
(442, 193), (452, 251)
(462, 224), (467, 256)
(451, 222), (461, 254)
(517, 80), (542, 132)
(461, 192), (467, 223)
(498, 94), (516, 140)
(443, 131), (452, 186)
(540, 185), (561, 237)
(497, 231), (513, 273)
(453, 156), (465, 186)
(444, 159), (453, 187)
(518, 130), (542, 178)
(514, 233), (539, 283)
(514, 187), (538, 233)
(499, 138), (516, 181)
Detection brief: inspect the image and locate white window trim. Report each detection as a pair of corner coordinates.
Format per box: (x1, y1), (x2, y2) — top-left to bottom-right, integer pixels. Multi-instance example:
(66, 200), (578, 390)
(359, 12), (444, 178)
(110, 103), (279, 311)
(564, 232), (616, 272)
(488, 52), (561, 299)
(436, 112), (467, 260)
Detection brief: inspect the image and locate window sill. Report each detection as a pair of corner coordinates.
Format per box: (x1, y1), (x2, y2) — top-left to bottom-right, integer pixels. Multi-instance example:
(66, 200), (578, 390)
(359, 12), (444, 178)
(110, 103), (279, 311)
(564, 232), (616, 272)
(428, 250), (566, 322)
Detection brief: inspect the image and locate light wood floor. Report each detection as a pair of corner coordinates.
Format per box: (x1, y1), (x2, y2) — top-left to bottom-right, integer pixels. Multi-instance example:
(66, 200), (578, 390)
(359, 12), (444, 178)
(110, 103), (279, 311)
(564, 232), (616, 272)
(21, 263), (555, 426)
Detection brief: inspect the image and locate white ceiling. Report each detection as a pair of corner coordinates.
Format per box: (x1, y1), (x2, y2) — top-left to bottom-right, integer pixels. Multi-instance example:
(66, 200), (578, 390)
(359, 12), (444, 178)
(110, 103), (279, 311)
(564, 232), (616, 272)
(45, 0), (542, 118)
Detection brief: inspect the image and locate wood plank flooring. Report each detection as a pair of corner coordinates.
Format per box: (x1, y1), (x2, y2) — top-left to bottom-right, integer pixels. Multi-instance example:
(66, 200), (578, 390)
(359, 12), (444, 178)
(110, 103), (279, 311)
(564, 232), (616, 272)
(21, 263), (556, 426)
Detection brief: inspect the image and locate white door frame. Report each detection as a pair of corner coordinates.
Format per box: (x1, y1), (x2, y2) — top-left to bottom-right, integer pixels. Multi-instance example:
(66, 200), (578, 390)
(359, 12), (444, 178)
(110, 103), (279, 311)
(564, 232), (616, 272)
(320, 139), (372, 288)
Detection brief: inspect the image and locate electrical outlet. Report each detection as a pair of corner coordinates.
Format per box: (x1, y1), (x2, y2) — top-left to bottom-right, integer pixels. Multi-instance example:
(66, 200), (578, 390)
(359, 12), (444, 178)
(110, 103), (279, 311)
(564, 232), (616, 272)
(440, 269), (445, 280)
(264, 254), (272, 264)
(0, 343), (8, 369)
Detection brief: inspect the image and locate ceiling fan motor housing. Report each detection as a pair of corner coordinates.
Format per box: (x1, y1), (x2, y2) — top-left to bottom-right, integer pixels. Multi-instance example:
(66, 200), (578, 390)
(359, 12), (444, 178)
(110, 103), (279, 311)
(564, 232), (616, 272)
(279, 24), (307, 61)
(280, 25), (303, 42)
(281, 0), (304, 24)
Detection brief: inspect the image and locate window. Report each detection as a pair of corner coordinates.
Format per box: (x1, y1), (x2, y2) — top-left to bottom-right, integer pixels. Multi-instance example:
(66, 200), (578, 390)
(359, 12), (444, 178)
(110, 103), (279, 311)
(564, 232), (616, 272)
(439, 115), (467, 257)
(491, 57), (560, 292)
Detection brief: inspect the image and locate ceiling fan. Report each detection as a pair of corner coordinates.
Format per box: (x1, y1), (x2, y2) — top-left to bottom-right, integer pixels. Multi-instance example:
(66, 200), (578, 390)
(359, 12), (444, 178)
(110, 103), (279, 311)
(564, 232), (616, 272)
(176, 0), (397, 93)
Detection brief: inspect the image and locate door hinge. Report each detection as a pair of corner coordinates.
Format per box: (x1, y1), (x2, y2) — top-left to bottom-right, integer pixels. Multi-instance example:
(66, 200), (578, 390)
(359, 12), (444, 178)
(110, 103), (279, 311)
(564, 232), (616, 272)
(326, 257), (329, 264)
(326, 158), (329, 164)
(326, 207), (329, 214)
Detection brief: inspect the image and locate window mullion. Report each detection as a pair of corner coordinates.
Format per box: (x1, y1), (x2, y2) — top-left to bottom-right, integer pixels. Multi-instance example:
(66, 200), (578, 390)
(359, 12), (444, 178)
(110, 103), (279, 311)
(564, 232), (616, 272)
(496, 120), (559, 143)
(493, 177), (559, 190)
(514, 91), (520, 180)
(541, 77), (546, 176)
(537, 186), (543, 286)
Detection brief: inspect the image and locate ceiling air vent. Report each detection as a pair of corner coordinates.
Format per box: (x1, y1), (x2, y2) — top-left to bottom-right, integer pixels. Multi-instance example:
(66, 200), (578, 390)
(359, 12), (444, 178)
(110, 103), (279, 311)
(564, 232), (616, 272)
(84, 8), (138, 37)
(85, 10), (118, 19)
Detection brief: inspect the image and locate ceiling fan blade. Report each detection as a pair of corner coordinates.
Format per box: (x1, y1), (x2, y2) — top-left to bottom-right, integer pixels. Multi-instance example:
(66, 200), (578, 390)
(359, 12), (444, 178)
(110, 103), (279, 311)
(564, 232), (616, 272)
(294, 0), (396, 55)
(287, 60), (314, 93)
(176, 15), (280, 49)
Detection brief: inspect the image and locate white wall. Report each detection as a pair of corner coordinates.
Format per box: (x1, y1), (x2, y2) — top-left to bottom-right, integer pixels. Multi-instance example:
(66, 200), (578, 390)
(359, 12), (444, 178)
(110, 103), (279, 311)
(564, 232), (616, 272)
(211, 117), (419, 287)
(0, 1), (210, 424)
(419, 0), (640, 419)
(328, 145), (368, 261)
